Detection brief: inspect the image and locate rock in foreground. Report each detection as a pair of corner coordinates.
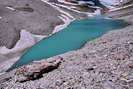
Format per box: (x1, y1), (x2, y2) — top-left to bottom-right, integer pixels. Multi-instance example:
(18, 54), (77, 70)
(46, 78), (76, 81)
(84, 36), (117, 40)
(0, 56), (62, 83)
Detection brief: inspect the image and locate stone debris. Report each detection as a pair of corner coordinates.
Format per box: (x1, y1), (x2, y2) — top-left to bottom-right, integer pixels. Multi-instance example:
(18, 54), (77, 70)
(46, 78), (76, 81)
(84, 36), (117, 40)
(0, 0), (133, 89)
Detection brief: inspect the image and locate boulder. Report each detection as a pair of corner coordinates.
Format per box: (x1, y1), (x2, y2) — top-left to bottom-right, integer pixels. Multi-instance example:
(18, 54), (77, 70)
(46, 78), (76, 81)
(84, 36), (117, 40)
(14, 56), (63, 82)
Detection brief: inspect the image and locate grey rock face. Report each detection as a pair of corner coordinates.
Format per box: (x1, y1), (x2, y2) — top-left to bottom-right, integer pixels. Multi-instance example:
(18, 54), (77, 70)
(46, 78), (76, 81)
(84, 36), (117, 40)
(0, 18), (20, 48)
(0, 0), (63, 48)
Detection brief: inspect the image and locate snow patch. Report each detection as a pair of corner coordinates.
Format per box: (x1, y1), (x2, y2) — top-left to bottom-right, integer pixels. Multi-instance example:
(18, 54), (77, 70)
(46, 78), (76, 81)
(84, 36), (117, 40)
(0, 30), (47, 55)
(58, 0), (77, 5)
(41, 0), (75, 34)
(109, 3), (133, 11)
(6, 6), (15, 11)
(41, 0), (74, 19)
(100, 0), (120, 6)
(0, 57), (20, 73)
(52, 14), (73, 34)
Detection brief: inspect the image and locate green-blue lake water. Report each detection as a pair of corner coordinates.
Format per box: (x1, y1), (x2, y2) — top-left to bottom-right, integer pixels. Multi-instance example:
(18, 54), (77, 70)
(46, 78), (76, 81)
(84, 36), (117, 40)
(7, 17), (128, 71)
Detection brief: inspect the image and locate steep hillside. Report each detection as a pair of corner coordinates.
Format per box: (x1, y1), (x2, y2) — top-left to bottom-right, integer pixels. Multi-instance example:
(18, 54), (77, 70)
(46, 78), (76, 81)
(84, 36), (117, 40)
(0, 0), (133, 89)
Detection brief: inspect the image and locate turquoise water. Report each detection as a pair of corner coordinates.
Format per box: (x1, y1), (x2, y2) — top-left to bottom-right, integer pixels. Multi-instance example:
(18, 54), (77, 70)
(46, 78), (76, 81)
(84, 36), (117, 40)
(7, 17), (128, 71)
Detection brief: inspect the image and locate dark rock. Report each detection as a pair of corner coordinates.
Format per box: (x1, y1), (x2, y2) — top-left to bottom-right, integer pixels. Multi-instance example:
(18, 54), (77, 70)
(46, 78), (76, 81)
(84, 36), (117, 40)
(86, 67), (94, 71)
(15, 7), (34, 12)
(128, 64), (133, 69)
(115, 55), (125, 60)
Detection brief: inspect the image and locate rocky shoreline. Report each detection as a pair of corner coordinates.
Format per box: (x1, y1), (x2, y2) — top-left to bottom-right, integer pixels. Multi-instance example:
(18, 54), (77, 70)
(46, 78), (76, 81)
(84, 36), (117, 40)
(0, 0), (133, 89)
(1, 15), (133, 89)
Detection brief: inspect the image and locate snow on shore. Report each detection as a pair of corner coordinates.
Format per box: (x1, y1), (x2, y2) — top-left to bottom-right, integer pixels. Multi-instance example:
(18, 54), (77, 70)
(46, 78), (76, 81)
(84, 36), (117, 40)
(0, 0), (75, 73)
(0, 30), (46, 55)
(0, 0), (75, 55)
(0, 18), (71, 55)
(52, 15), (73, 34)
(0, 57), (20, 73)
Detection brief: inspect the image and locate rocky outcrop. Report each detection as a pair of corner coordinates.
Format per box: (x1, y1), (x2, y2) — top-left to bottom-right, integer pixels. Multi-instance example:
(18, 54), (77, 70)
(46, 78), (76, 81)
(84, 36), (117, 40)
(14, 56), (62, 82)
(0, 56), (62, 84)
